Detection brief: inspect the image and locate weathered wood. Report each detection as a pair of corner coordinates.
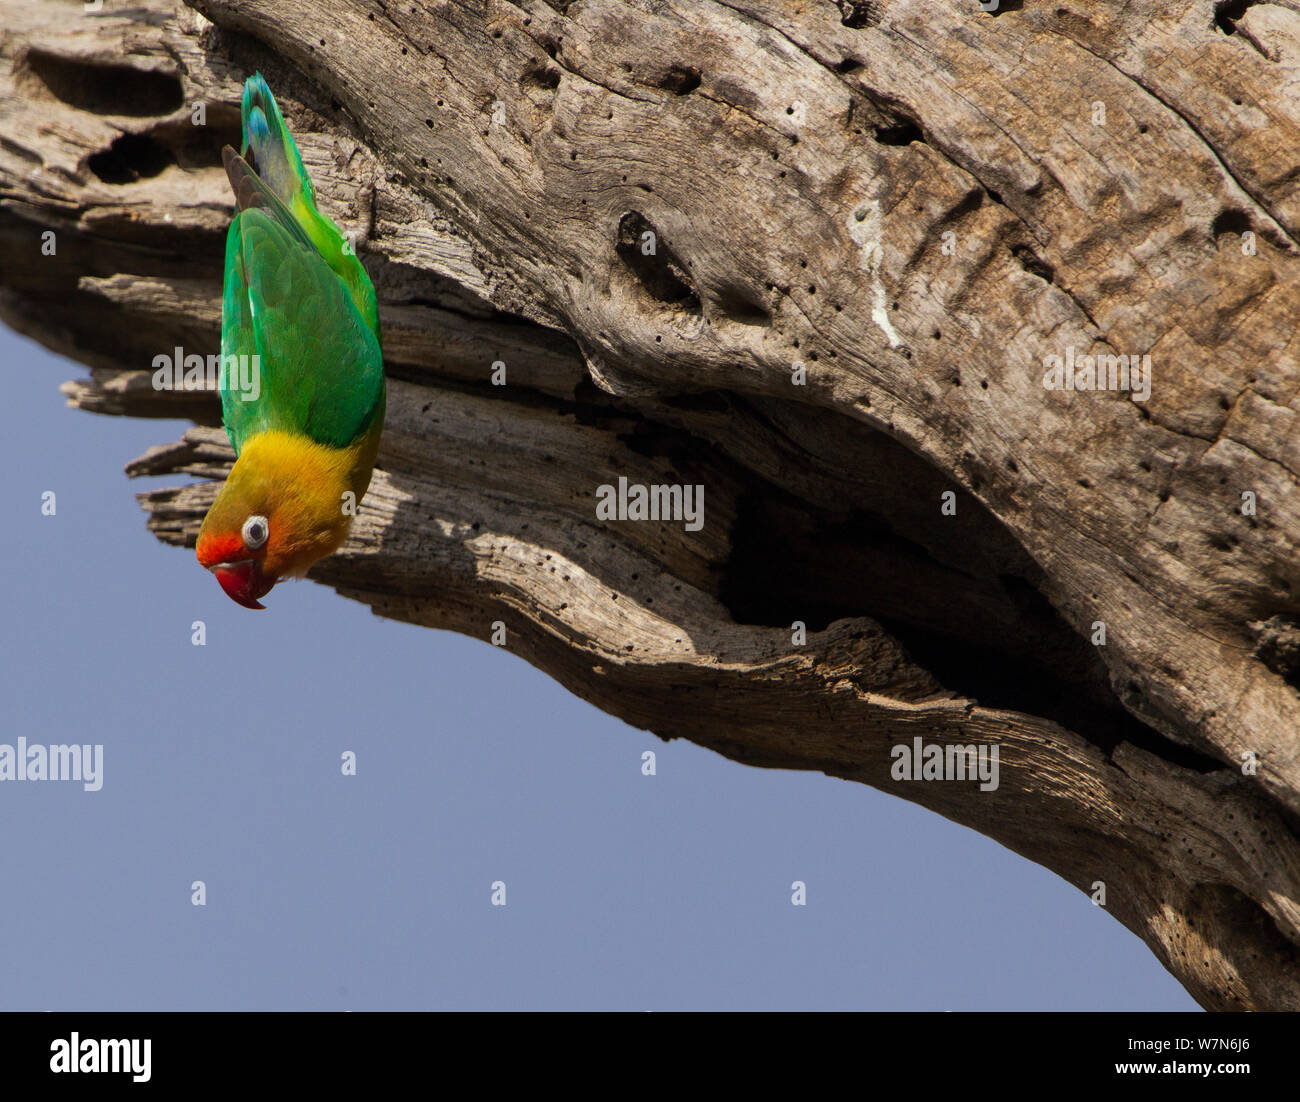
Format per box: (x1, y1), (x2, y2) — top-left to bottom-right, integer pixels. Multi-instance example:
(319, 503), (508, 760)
(3, 0), (1300, 1009)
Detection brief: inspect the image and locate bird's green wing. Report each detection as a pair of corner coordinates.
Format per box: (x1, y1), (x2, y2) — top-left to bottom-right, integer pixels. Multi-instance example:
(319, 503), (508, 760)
(220, 199), (383, 453)
(240, 72), (379, 338)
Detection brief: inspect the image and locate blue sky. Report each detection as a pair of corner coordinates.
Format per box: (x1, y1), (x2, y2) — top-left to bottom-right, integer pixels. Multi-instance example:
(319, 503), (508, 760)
(0, 323), (1196, 1010)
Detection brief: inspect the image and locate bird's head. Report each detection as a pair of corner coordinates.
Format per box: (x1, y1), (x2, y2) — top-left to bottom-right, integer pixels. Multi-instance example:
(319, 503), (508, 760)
(195, 507), (279, 610)
(195, 433), (355, 610)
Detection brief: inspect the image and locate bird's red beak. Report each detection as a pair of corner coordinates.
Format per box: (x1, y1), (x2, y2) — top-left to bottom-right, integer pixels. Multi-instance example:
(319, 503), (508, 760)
(210, 559), (274, 610)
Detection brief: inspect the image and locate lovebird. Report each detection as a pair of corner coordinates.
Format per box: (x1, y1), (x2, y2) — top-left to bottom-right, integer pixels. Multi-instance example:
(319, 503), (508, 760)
(195, 74), (385, 609)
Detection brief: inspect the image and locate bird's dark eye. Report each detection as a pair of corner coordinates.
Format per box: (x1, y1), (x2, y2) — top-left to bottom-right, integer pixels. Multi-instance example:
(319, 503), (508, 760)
(241, 514), (269, 549)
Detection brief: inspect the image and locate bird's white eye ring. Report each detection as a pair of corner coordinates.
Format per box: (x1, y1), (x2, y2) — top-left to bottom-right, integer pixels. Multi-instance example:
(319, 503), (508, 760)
(242, 514), (269, 550)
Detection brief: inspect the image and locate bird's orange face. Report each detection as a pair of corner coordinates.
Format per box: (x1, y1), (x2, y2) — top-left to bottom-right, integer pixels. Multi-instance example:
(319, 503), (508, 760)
(195, 516), (278, 610)
(195, 429), (368, 609)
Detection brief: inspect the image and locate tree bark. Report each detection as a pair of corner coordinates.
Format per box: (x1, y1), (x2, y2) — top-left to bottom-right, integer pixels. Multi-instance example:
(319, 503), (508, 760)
(4, 0), (1300, 1009)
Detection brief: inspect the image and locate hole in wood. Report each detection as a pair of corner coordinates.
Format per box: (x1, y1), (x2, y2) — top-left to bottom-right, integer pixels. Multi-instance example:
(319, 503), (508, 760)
(88, 132), (175, 184)
(837, 0), (878, 28)
(874, 118), (924, 146)
(25, 50), (183, 116)
(615, 211), (701, 313)
(1010, 243), (1055, 284)
(654, 66), (701, 95)
(1211, 208), (1251, 240)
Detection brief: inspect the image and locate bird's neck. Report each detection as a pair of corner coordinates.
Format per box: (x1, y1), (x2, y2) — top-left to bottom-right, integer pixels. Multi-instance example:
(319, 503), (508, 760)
(235, 428), (376, 553)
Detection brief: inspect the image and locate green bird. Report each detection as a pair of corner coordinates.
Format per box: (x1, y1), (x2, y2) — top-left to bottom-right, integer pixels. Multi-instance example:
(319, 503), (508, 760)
(195, 73), (385, 609)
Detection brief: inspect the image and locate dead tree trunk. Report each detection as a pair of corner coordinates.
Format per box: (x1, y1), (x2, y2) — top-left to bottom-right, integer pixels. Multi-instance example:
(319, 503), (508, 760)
(4, 0), (1300, 1009)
